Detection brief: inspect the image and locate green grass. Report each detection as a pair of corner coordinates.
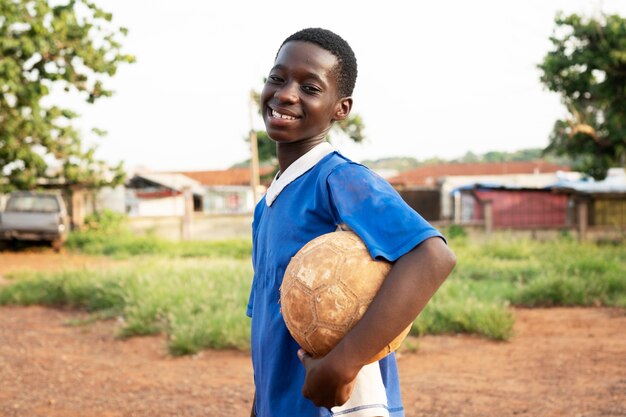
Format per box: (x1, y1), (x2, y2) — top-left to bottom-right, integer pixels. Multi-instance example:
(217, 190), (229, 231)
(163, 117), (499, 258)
(2, 232), (625, 354)
(412, 235), (626, 338)
(65, 209), (252, 259)
(66, 230), (252, 259)
(1, 258), (253, 355)
(412, 280), (515, 340)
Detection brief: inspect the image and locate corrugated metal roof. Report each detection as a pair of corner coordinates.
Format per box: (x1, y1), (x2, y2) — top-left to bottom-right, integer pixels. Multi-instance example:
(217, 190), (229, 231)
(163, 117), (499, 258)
(387, 161), (571, 186)
(179, 167), (275, 186)
(134, 173), (205, 195)
(550, 168), (626, 194)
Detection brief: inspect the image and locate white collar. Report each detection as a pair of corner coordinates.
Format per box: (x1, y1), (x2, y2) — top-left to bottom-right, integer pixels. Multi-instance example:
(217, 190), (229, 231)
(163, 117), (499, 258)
(265, 142), (335, 206)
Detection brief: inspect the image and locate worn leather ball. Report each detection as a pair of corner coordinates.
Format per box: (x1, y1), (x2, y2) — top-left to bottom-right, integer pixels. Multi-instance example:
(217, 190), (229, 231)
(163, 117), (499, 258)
(280, 230), (411, 363)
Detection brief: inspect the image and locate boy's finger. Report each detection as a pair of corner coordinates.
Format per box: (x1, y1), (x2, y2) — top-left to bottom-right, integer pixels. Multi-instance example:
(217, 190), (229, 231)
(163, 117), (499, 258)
(297, 349), (310, 364)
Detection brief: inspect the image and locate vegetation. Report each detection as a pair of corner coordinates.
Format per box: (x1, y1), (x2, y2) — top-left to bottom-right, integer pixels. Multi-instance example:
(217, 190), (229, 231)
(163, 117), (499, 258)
(67, 210), (252, 259)
(361, 148), (574, 172)
(1, 227), (624, 355)
(539, 13), (626, 180)
(0, 0), (134, 192)
(361, 156), (421, 172)
(413, 233), (626, 341)
(0, 258), (253, 355)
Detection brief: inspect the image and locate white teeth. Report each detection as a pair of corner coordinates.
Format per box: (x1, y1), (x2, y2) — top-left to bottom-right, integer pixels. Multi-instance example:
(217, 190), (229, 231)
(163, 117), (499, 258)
(272, 109), (296, 120)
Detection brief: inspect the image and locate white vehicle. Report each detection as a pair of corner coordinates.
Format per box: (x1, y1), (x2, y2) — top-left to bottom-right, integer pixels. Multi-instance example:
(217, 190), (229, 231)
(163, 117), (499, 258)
(0, 191), (70, 251)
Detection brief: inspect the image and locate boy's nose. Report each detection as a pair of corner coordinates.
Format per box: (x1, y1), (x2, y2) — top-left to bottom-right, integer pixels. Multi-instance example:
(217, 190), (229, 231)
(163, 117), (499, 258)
(274, 82), (299, 104)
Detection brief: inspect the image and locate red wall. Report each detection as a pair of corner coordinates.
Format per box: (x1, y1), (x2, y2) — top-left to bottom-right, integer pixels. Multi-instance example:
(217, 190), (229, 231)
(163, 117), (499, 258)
(474, 190), (568, 228)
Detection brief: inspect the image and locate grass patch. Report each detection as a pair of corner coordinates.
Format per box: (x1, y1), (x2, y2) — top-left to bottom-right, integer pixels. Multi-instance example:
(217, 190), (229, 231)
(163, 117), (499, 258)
(411, 236), (626, 340)
(66, 230), (252, 259)
(2, 234), (625, 353)
(65, 210), (252, 259)
(1, 258), (253, 355)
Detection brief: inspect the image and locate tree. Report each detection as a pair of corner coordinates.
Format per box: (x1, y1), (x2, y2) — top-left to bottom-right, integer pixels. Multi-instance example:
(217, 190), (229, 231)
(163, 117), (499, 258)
(0, 0), (134, 192)
(246, 88), (367, 165)
(539, 13), (626, 179)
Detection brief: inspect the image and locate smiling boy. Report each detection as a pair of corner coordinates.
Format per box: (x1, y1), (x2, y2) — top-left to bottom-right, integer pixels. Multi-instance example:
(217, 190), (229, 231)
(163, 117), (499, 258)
(247, 28), (456, 417)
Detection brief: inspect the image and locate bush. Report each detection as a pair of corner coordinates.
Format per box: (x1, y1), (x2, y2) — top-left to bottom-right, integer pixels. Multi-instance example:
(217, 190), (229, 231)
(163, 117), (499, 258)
(82, 209), (127, 234)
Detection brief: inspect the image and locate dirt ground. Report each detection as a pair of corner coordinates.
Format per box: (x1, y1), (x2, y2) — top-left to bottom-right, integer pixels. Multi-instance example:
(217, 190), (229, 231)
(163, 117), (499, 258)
(1, 250), (625, 417)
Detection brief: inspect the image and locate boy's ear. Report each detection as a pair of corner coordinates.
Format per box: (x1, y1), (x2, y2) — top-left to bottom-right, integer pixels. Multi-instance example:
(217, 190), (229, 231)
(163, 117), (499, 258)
(333, 97), (353, 121)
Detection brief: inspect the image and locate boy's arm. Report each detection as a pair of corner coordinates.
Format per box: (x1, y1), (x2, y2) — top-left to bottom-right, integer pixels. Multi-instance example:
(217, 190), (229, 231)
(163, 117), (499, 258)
(250, 391), (256, 417)
(298, 236), (456, 408)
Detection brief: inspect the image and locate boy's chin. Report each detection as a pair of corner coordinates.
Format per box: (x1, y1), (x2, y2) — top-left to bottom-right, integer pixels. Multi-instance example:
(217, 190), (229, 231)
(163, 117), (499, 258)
(265, 130), (296, 144)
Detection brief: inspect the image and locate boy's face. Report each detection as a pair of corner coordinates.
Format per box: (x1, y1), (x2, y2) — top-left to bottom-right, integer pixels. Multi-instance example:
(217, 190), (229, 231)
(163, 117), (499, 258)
(261, 41), (351, 144)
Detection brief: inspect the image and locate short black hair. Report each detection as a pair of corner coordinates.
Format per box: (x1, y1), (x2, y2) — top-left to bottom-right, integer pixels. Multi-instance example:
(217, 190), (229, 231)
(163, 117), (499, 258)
(278, 28), (358, 98)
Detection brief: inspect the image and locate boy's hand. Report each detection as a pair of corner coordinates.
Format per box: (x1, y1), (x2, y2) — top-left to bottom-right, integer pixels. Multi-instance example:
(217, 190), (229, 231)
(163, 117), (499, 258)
(297, 349), (359, 408)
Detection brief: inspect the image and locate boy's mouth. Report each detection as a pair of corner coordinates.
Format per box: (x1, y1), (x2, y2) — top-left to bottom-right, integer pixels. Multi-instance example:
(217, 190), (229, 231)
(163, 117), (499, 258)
(271, 109), (298, 120)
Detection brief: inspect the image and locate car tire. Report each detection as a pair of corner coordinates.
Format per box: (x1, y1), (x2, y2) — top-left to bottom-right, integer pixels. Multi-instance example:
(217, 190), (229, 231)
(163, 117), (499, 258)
(51, 239), (63, 253)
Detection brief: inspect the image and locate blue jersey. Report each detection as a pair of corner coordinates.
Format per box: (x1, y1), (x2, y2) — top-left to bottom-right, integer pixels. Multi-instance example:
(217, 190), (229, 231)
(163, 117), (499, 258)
(247, 150), (442, 417)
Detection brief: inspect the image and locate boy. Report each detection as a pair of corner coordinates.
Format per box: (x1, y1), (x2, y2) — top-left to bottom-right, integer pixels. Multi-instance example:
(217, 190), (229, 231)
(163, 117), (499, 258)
(247, 28), (456, 417)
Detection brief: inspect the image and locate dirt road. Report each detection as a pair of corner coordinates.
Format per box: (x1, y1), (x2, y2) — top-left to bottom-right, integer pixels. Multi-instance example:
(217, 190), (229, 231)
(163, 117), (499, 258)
(1, 251), (625, 417)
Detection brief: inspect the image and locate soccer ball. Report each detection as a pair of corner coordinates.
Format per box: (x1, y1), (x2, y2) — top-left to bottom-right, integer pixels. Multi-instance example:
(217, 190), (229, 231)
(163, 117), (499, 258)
(280, 230), (411, 363)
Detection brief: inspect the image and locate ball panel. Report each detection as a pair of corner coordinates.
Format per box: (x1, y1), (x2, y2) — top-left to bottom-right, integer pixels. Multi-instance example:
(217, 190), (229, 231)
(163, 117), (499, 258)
(305, 326), (344, 357)
(281, 282), (317, 338)
(336, 253), (391, 301)
(290, 245), (343, 291)
(314, 283), (357, 325)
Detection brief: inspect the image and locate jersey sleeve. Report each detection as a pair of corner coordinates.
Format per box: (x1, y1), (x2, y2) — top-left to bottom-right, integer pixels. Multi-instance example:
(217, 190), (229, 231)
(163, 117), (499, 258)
(327, 162), (444, 262)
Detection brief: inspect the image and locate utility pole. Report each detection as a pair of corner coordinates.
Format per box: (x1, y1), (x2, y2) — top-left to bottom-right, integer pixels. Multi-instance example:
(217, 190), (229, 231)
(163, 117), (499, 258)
(249, 90), (261, 205)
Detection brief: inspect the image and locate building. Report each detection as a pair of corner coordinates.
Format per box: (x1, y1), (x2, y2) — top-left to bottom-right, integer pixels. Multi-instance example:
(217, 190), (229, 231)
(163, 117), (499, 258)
(453, 167), (626, 238)
(454, 184), (570, 228)
(125, 167), (275, 217)
(126, 172), (205, 217)
(179, 167), (273, 214)
(552, 168), (626, 230)
(387, 160), (578, 220)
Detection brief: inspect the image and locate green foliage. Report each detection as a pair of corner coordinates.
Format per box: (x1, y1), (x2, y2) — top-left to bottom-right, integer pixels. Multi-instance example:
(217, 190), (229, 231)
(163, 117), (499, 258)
(413, 283), (515, 341)
(0, 269), (126, 313)
(512, 271), (626, 307)
(334, 113), (365, 143)
(361, 148), (573, 173)
(82, 209), (127, 234)
(412, 235), (626, 340)
(0, 258), (253, 354)
(0, 0), (134, 192)
(66, 228), (252, 259)
(539, 13), (626, 179)
(66, 211), (253, 258)
(453, 149), (573, 165)
(442, 224), (467, 240)
(254, 130), (276, 165)
(510, 239), (626, 307)
(1, 236), (625, 355)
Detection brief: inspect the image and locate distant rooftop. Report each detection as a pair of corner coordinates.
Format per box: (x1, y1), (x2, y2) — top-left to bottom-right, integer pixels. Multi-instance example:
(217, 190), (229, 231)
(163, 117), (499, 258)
(387, 160), (571, 186)
(178, 167), (275, 187)
(132, 172), (205, 195)
(551, 167), (626, 194)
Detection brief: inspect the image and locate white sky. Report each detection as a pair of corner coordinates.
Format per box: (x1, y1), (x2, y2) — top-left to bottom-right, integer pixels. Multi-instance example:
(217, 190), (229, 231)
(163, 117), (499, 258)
(67, 0), (625, 172)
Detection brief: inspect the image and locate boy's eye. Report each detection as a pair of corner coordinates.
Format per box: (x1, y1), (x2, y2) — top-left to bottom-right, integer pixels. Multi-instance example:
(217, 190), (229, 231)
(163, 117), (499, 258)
(268, 75), (283, 83)
(302, 85), (321, 94)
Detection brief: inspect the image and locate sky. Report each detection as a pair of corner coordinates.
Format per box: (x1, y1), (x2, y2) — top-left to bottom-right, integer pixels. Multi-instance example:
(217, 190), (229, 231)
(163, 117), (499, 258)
(66, 0), (626, 172)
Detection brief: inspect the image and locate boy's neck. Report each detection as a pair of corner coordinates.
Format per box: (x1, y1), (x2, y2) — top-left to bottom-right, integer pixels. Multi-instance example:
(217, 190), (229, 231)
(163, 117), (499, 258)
(276, 131), (330, 173)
